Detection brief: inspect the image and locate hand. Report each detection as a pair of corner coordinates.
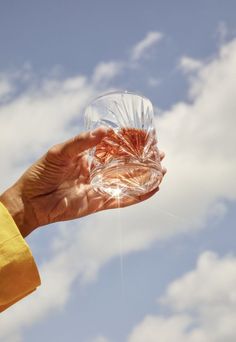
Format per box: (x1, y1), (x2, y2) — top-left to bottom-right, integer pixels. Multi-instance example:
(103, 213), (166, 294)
(0, 128), (166, 237)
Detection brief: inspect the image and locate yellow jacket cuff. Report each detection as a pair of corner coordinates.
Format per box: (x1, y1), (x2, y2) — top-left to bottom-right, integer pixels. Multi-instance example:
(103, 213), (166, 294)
(0, 202), (41, 312)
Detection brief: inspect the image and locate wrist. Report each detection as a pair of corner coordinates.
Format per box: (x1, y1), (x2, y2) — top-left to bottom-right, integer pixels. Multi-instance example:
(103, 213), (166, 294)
(0, 184), (38, 237)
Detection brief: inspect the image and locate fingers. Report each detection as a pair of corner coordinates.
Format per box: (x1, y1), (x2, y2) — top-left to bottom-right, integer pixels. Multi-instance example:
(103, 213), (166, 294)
(138, 186), (159, 202)
(159, 150), (167, 176)
(118, 186), (160, 208)
(159, 150), (165, 161)
(51, 127), (109, 159)
(100, 185), (160, 211)
(162, 166), (167, 175)
(101, 194), (138, 210)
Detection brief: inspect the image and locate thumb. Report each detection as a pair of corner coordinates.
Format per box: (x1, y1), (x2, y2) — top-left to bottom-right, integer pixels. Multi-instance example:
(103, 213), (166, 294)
(138, 186), (159, 202)
(51, 127), (109, 159)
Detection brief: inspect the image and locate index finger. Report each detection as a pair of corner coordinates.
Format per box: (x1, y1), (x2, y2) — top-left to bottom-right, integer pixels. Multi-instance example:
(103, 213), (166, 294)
(52, 127), (109, 159)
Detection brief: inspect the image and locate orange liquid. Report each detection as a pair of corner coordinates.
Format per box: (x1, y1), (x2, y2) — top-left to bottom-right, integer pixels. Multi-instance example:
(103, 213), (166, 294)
(90, 128), (162, 197)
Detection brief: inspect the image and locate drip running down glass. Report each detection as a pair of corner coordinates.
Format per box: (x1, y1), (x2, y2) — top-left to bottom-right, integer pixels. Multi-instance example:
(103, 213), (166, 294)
(84, 91), (163, 198)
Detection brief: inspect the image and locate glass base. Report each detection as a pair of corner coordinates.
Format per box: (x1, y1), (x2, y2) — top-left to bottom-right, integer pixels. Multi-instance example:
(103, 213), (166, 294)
(90, 162), (162, 198)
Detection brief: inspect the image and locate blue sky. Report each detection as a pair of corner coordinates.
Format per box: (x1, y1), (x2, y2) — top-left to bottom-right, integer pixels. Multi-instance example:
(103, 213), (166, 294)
(0, 1), (236, 342)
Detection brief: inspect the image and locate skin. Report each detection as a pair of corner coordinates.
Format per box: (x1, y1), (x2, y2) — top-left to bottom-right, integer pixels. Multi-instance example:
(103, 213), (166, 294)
(0, 127), (166, 237)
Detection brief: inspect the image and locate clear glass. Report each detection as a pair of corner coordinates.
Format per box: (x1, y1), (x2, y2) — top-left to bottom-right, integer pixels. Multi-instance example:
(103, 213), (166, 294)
(84, 90), (162, 198)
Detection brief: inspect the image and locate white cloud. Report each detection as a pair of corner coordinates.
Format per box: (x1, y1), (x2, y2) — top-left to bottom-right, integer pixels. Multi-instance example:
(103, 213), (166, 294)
(128, 315), (194, 342)
(128, 252), (236, 342)
(161, 251), (236, 312)
(179, 56), (203, 73)
(130, 31), (163, 61)
(0, 77), (13, 98)
(92, 61), (124, 85)
(1, 37), (236, 340)
(0, 64), (35, 101)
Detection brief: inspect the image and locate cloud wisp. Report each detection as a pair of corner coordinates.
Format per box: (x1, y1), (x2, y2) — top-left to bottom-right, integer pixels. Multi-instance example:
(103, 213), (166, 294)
(179, 56), (203, 73)
(92, 61), (124, 86)
(130, 31), (163, 61)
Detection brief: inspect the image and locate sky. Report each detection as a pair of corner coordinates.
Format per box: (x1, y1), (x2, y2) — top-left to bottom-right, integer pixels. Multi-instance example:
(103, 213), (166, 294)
(0, 1), (236, 341)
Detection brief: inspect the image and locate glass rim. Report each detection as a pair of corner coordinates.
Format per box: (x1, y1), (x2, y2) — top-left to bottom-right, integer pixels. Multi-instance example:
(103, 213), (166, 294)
(85, 90), (152, 108)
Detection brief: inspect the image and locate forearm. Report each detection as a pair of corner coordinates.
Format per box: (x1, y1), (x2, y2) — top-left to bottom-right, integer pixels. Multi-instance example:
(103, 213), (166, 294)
(0, 184), (37, 237)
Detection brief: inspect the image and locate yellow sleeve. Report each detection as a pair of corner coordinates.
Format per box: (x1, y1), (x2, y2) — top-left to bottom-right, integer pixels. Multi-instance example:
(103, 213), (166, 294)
(0, 202), (41, 312)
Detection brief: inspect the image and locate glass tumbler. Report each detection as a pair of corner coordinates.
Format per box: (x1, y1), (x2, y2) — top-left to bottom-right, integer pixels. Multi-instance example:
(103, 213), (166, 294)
(84, 91), (163, 198)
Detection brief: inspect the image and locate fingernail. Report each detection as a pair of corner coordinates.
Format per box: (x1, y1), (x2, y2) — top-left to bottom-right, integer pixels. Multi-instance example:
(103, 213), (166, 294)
(91, 126), (109, 137)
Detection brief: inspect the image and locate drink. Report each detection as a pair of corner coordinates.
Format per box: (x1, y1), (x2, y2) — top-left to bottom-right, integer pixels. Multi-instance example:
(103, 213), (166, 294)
(84, 91), (162, 197)
(90, 128), (162, 197)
